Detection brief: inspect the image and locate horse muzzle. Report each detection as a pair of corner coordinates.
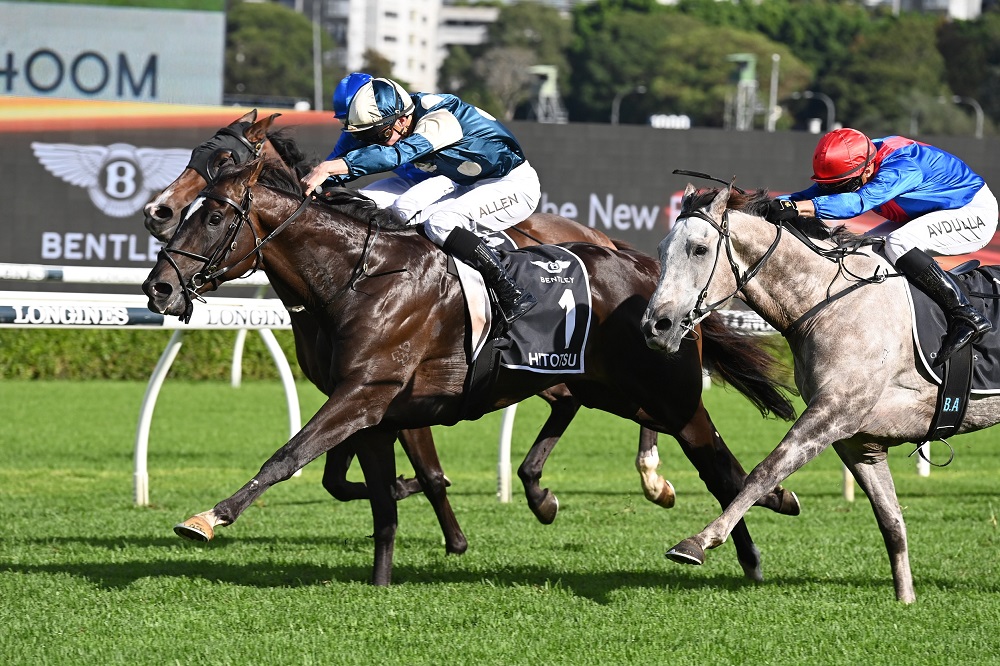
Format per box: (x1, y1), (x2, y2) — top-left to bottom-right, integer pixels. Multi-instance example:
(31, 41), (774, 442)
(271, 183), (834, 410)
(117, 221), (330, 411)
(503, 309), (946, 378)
(143, 207), (177, 243)
(641, 307), (685, 354)
(142, 276), (188, 317)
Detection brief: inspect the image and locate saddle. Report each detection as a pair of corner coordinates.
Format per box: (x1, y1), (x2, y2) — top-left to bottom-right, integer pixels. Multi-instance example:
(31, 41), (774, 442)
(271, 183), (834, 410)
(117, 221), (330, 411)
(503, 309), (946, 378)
(447, 236), (593, 422)
(907, 261), (1000, 443)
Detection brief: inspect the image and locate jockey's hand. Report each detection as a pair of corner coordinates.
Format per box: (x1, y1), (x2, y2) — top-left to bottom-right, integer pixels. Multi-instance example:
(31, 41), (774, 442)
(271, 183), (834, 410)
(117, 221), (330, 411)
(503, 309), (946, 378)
(765, 199), (798, 223)
(301, 159), (348, 196)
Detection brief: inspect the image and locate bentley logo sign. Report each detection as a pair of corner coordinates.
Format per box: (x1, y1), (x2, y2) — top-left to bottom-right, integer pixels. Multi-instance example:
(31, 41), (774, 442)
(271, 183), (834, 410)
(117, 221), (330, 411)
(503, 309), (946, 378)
(32, 142), (190, 218)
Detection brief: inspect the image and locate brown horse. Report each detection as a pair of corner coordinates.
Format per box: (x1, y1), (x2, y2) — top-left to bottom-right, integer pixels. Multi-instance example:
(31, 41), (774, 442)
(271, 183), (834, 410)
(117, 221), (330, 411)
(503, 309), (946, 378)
(141, 111), (671, 554)
(143, 158), (798, 585)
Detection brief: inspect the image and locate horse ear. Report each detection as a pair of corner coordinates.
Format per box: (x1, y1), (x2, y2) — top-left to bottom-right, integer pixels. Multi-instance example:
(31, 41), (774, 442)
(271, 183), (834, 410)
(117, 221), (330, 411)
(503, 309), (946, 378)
(247, 158), (265, 186)
(709, 186), (731, 219)
(236, 109), (258, 124)
(680, 183), (696, 212)
(246, 113), (280, 145)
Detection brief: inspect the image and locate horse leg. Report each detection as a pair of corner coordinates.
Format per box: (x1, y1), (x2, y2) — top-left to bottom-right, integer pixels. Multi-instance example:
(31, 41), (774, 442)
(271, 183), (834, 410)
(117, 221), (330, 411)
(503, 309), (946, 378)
(635, 428), (675, 509)
(669, 402), (766, 580)
(834, 440), (915, 603)
(667, 406), (842, 570)
(355, 429), (401, 586)
(393, 428), (453, 500)
(175, 391), (393, 542)
(320, 445), (369, 501)
(517, 387), (581, 524)
(397, 428), (468, 555)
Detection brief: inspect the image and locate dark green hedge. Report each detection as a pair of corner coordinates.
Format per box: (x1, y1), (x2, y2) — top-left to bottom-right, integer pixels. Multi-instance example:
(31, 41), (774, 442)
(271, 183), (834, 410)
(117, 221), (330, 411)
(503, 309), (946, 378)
(0, 329), (302, 381)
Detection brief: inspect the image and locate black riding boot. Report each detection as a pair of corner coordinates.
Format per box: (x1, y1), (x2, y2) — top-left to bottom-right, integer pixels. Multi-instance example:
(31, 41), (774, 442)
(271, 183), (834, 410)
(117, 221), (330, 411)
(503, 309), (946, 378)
(443, 228), (537, 327)
(895, 247), (992, 366)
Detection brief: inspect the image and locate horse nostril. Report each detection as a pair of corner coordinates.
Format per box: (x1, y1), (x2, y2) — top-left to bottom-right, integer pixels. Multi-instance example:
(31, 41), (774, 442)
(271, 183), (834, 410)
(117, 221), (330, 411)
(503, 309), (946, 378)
(143, 203), (171, 222)
(654, 317), (672, 333)
(150, 281), (174, 298)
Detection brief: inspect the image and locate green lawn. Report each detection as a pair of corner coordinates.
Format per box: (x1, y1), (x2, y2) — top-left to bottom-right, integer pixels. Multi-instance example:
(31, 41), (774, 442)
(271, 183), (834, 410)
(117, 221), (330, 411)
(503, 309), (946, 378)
(1, 379), (998, 664)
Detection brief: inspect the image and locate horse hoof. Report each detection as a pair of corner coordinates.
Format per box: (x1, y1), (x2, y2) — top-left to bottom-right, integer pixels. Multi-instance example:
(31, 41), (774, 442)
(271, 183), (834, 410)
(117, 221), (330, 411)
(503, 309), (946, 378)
(666, 538), (705, 566)
(531, 489), (559, 525)
(776, 487), (801, 516)
(174, 515), (214, 542)
(445, 536), (469, 556)
(655, 480), (676, 509)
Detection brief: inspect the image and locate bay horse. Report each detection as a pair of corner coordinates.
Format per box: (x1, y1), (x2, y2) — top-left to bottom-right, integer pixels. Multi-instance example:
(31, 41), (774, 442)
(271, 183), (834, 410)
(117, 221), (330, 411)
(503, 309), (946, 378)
(641, 184), (1000, 602)
(140, 111), (795, 558)
(141, 110), (669, 551)
(143, 159), (798, 585)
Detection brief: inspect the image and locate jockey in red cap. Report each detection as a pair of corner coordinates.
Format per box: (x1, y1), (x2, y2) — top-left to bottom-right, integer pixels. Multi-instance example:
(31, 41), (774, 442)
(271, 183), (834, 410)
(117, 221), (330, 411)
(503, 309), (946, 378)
(768, 127), (997, 366)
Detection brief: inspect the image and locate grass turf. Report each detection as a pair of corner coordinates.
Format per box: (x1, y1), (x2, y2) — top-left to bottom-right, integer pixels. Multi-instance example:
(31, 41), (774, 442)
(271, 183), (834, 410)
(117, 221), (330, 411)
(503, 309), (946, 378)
(1, 379), (999, 664)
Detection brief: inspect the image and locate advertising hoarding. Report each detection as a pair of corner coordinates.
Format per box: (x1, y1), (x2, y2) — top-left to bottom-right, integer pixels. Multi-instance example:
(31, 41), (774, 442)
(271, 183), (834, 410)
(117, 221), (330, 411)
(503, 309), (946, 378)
(0, 1), (225, 104)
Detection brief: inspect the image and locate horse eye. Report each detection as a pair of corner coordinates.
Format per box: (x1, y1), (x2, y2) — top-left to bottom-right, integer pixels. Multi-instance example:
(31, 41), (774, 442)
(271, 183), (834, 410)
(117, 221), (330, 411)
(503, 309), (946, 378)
(693, 244), (709, 257)
(207, 211), (224, 227)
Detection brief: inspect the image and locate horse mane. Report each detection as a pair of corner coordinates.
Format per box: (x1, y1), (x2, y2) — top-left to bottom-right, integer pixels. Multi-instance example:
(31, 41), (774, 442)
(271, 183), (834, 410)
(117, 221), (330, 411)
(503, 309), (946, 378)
(266, 128), (314, 178)
(682, 186), (875, 249)
(219, 160), (409, 230)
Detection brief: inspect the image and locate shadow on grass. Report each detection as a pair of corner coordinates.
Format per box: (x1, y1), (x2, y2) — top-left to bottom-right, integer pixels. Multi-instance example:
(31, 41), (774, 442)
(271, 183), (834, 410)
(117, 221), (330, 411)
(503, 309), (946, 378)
(5, 536), (996, 603)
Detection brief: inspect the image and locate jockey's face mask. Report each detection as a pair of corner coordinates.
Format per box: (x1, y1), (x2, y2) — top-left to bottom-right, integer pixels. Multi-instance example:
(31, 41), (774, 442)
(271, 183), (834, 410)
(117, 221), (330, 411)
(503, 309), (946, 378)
(817, 175), (863, 195)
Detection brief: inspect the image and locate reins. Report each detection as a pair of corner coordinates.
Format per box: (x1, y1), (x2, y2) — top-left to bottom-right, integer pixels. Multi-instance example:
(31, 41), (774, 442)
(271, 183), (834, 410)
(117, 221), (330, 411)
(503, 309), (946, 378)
(678, 184), (894, 339)
(158, 180), (311, 323)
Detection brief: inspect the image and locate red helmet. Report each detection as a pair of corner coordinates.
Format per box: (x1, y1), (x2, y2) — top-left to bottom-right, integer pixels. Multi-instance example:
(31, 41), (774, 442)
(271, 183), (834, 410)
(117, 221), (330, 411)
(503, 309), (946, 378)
(810, 128), (875, 183)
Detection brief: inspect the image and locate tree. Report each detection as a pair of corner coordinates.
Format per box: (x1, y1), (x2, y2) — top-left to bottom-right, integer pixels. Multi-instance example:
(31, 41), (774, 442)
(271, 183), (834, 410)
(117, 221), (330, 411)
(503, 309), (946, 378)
(822, 13), (951, 133)
(439, 2), (573, 119)
(361, 49), (401, 84)
(568, 8), (811, 126)
(938, 10), (1000, 132)
(474, 47), (537, 121)
(225, 0), (340, 108)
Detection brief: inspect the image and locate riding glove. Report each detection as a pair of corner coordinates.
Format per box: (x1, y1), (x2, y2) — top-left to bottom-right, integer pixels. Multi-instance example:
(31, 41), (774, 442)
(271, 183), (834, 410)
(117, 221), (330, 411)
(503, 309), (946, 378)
(766, 199), (799, 223)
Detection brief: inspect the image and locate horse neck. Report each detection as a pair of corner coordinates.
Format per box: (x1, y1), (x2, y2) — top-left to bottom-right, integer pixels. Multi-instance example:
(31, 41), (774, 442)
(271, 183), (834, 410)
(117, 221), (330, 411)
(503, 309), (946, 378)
(250, 184), (371, 310)
(728, 211), (883, 333)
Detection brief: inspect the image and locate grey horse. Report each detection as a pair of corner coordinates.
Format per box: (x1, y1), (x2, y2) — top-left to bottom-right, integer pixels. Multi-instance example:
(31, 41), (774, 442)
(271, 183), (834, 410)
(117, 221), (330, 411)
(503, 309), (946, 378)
(641, 184), (1000, 603)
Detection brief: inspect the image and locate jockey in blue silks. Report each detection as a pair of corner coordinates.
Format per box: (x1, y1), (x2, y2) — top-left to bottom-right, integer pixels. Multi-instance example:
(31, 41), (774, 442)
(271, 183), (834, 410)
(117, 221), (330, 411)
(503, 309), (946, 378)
(766, 127), (997, 365)
(303, 74), (538, 327)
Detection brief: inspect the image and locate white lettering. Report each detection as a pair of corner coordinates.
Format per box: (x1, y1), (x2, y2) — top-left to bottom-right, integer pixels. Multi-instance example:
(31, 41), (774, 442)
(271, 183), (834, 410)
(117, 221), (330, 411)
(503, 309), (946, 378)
(590, 194), (613, 230)
(35, 231), (161, 263)
(64, 232), (84, 260)
(106, 161), (137, 198)
(588, 193), (662, 230)
(526, 352), (578, 368)
(12, 303), (129, 326)
(539, 193), (579, 220)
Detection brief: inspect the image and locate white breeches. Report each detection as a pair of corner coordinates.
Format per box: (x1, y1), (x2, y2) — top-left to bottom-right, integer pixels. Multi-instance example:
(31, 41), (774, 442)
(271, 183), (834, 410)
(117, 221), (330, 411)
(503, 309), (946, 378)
(358, 176), (419, 209)
(375, 162), (540, 248)
(874, 184), (999, 264)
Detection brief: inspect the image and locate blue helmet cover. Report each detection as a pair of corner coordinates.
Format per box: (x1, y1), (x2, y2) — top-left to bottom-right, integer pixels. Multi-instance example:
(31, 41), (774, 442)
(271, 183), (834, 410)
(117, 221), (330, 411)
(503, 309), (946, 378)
(332, 72), (374, 120)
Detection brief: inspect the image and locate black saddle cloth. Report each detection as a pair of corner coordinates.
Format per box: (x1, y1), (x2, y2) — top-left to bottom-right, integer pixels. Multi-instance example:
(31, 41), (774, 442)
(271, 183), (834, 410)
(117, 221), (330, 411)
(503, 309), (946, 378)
(497, 244), (592, 375)
(909, 265), (1000, 393)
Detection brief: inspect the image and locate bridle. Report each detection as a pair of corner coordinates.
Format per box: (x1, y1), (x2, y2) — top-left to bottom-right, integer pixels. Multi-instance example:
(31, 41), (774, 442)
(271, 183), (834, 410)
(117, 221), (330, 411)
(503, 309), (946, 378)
(680, 196), (888, 339)
(157, 173), (311, 323)
(680, 203), (784, 337)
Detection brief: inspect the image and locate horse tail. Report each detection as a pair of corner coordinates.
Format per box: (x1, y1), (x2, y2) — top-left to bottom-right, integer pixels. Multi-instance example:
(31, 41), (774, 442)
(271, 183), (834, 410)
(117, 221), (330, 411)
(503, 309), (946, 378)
(699, 312), (798, 421)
